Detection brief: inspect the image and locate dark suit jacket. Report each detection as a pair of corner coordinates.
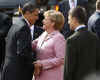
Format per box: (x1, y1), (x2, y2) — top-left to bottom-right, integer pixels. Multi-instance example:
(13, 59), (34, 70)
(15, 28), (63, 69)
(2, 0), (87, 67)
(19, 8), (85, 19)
(0, 12), (12, 70)
(1, 17), (34, 80)
(59, 0), (88, 39)
(88, 11), (100, 39)
(64, 27), (98, 80)
(33, 26), (44, 40)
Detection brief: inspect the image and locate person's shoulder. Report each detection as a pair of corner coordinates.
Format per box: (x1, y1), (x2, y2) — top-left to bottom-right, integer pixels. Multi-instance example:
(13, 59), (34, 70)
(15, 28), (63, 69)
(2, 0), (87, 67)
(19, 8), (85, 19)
(88, 31), (99, 40)
(13, 17), (25, 27)
(90, 12), (100, 20)
(66, 33), (78, 45)
(12, 17), (27, 32)
(0, 12), (9, 21)
(54, 31), (65, 41)
(68, 32), (79, 40)
(78, 30), (98, 42)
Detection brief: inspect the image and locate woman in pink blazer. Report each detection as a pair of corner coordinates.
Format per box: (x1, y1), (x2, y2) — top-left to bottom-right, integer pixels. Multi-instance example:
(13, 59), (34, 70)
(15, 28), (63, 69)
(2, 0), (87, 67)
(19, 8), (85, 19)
(32, 10), (66, 80)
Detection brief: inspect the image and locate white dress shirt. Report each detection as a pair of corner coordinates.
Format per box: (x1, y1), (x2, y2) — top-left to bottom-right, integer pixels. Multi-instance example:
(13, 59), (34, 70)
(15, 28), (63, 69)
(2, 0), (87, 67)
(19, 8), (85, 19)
(69, 0), (77, 9)
(30, 25), (34, 40)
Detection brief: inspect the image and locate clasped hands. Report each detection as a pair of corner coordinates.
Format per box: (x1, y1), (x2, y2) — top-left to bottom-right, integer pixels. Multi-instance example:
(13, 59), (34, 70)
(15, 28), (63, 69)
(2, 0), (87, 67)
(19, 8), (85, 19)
(33, 62), (42, 77)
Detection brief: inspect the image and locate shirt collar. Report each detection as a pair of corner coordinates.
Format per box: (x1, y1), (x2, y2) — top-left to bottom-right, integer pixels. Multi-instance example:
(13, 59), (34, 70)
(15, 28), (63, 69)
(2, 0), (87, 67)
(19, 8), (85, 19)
(75, 25), (86, 31)
(30, 25), (34, 31)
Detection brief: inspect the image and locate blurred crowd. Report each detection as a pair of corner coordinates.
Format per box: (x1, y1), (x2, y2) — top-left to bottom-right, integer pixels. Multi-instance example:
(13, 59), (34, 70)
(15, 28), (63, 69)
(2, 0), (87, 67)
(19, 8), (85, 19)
(0, 0), (99, 80)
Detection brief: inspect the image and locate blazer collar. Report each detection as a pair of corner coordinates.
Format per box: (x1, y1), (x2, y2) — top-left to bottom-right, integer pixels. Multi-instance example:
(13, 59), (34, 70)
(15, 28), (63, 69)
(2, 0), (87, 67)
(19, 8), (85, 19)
(45, 30), (59, 41)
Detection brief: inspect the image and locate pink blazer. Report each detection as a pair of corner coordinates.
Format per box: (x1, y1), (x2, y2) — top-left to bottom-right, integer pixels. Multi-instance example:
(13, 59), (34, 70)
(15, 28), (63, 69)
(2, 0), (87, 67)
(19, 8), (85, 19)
(32, 31), (66, 80)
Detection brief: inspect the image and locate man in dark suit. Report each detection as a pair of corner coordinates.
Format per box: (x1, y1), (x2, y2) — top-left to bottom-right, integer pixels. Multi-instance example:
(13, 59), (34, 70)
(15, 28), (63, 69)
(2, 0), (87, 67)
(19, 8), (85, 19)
(0, 12), (12, 71)
(21, 2), (44, 62)
(58, 0), (88, 39)
(88, 0), (100, 39)
(1, 2), (39, 80)
(64, 6), (98, 80)
(22, 6), (43, 41)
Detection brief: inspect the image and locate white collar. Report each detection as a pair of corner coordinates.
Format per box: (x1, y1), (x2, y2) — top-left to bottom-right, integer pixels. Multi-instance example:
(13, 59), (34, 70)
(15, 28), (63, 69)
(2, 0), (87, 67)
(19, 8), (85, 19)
(75, 25), (86, 31)
(30, 25), (34, 31)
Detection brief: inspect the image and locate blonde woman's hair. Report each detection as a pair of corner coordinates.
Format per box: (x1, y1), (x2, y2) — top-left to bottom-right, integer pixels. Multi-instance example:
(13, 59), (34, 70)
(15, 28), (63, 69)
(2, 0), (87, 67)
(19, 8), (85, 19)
(44, 10), (65, 30)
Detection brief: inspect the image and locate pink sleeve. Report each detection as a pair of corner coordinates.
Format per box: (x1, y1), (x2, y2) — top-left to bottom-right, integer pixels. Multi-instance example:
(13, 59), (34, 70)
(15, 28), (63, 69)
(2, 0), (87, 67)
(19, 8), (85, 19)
(36, 36), (66, 70)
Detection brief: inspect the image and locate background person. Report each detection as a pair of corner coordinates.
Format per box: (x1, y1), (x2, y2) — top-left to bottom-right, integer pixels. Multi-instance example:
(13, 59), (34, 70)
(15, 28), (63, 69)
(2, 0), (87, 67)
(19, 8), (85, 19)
(58, 0), (88, 39)
(1, 2), (37, 80)
(88, 0), (100, 39)
(0, 11), (12, 74)
(64, 6), (98, 80)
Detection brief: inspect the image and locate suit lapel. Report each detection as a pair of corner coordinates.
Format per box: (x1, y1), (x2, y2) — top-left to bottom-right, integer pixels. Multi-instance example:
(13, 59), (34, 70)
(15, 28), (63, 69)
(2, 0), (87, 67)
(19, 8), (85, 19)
(33, 26), (36, 40)
(33, 26), (39, 40)
(21, 17), (32, 41)
(21, 18), (29, 27)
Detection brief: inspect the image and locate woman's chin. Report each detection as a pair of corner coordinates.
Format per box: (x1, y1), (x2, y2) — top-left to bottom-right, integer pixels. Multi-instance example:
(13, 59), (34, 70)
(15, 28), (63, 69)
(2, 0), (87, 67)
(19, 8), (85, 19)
(43, 26), (46, 30)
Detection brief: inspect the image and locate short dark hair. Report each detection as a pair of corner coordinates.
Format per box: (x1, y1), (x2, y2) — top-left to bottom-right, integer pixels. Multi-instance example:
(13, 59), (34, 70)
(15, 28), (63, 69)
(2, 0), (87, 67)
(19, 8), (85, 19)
(69, 6), (87, 24)
(22, 2), (39, 14)
(96, 0), (100, 10)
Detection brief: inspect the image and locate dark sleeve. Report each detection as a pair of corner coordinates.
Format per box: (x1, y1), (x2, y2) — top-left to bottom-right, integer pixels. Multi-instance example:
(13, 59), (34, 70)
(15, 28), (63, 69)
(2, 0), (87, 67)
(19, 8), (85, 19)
(64, 39), (77, 80)
(0, 14), (12, 37)
(16, 27), (33, 64)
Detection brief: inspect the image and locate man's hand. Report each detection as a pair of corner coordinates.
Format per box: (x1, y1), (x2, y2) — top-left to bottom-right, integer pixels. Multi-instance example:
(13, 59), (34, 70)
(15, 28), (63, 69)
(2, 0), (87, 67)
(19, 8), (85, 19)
(34, 62), (42, 77)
